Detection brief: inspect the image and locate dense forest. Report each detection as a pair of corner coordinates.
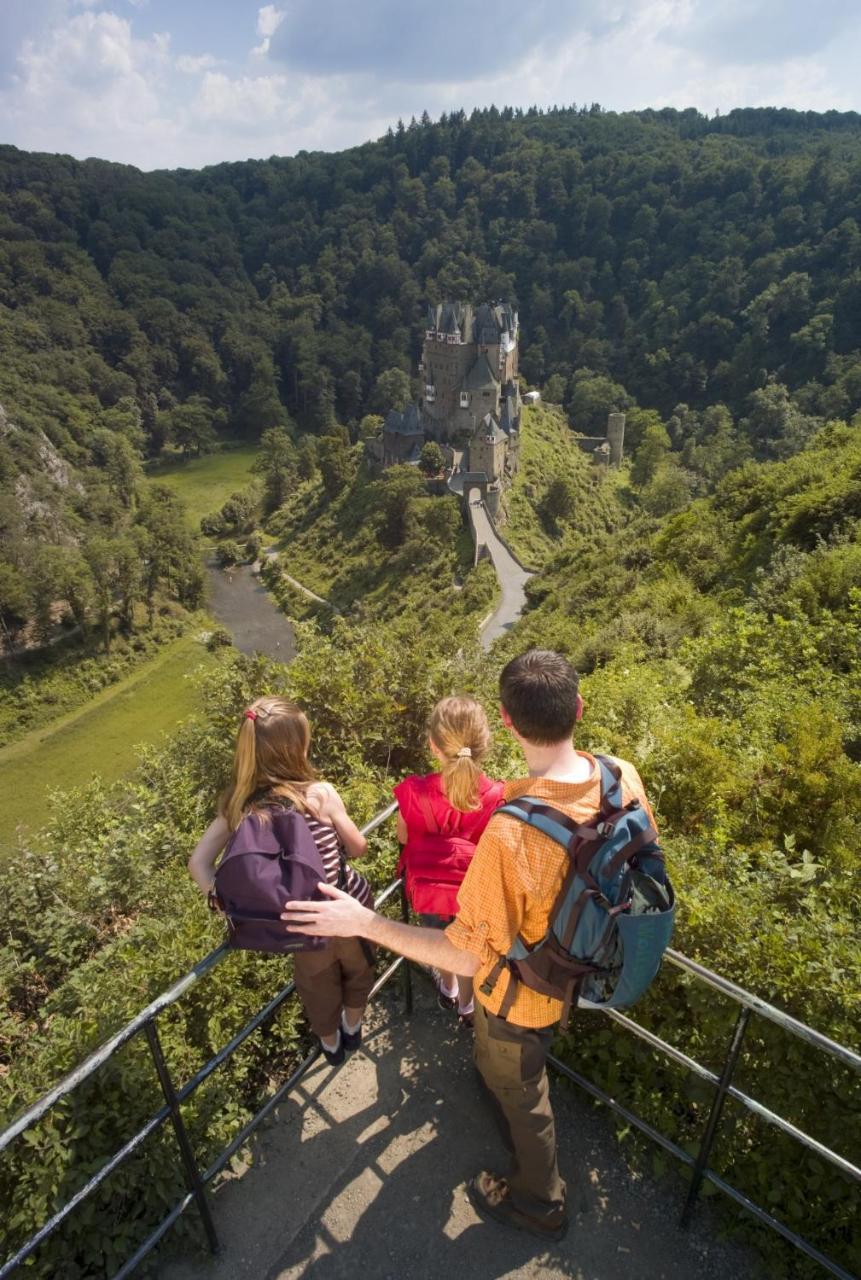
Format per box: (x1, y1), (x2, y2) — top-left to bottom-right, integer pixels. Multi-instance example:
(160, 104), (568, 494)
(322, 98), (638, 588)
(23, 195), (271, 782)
(2, 104), (861, 644)
(1, 105), (860, 1278)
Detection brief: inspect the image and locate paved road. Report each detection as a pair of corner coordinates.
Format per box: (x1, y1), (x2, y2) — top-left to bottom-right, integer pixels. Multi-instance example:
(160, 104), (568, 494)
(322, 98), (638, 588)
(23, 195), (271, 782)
(161, 979), (762, 1280)
(469, 499), (532, 650)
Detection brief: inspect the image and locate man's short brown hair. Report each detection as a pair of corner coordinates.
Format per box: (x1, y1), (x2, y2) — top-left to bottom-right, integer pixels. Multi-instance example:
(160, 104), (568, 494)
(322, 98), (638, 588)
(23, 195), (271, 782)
(499, 649), (580, 745)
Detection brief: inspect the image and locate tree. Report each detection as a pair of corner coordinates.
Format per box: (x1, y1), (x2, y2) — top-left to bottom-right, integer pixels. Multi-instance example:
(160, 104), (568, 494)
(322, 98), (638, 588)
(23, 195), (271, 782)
(296, 437), (317, 481)
(234, 365), (291, 438)
(374, 466), (427, 547)
(166, 396), (218, 456)
(317, 436), (354, 498)
(419, 441), (445, 477)
(541, 477), (576, 524)
(741, 384), (819, 460)
(84, 535), (141, 651)
(0, 562), (32, 650)
(371, 367), (412, 414)
(137, 485), (199, 623)
(357, 414), (384, 441)
(632, 422), (671, 487)
(217, 540), (244, 567)
(641, 459), (696, 516)
(255, 426), (296, 513)
(218, 489), (258, 533)
(567, 369), (634, 435)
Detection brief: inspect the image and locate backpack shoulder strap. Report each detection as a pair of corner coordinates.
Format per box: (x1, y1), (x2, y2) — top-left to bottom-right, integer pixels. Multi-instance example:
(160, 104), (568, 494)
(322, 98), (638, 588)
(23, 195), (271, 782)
(496, 798), (603, 849)
(594, 754), (624, 815)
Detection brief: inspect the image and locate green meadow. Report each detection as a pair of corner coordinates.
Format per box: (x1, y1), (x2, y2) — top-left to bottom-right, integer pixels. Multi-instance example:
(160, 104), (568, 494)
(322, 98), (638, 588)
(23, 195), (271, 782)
(0, 450), (259, 853)
(0, 634), (219, 852)
(146, 445), (259, 532)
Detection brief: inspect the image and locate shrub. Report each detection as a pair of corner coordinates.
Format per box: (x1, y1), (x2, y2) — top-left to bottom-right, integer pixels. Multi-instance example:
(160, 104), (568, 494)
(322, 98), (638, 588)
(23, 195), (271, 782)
(215, 540), (243, 568)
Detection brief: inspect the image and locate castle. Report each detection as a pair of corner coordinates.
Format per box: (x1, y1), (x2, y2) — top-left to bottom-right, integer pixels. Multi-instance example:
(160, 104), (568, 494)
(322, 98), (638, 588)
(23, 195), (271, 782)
(377, 301), (523, 488)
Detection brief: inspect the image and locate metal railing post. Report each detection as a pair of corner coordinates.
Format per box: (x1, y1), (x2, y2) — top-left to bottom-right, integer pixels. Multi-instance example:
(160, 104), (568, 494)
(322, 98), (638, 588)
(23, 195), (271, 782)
(143, 1020), (220, 1255)
(400, 883), (413, 1016)
(680, 1005), (751, 1228)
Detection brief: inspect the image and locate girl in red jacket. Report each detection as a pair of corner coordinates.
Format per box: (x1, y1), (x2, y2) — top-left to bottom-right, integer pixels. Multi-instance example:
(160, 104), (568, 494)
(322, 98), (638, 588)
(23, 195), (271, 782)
(394, 696), (504, 1025)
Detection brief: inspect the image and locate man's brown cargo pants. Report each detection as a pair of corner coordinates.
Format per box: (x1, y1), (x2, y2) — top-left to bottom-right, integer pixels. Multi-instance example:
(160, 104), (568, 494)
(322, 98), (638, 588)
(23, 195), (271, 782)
(473, 999), (567, 1223)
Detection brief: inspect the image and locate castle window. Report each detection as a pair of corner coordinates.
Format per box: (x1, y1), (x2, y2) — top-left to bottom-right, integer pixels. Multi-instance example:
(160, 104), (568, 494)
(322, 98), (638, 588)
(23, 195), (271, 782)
(460, 391), (469, 408)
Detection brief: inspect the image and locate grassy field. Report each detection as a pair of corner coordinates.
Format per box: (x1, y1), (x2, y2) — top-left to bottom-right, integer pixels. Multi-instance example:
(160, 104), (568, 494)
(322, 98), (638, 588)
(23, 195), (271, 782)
(501, 404), (622, 568)
(0, 633), (220, 852)
(146, 445), (259, 532)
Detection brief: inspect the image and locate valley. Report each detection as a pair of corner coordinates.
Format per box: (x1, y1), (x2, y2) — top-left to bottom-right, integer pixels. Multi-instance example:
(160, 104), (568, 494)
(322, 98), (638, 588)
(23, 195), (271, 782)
(0, 105), (859, 1280)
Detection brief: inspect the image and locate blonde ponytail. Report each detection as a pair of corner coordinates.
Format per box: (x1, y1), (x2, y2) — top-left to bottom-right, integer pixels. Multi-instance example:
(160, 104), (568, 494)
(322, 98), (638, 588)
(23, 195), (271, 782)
(429, 696), (492, 812)
(220, 697), (316, 830)
(223, 715), (260, 829)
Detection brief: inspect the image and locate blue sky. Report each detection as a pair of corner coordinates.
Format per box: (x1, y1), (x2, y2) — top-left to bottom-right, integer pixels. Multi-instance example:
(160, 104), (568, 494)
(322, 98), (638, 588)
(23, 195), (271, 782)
(1, 0), (860, 170)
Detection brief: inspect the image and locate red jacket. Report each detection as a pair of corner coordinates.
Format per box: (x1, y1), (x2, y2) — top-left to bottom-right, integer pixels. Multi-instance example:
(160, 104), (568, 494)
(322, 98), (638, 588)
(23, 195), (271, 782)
(394, 772), (504, 917)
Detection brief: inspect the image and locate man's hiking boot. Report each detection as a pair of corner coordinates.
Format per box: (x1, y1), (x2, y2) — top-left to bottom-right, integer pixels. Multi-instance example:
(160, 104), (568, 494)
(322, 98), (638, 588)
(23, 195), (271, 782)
(467, 1171), (568, 1242)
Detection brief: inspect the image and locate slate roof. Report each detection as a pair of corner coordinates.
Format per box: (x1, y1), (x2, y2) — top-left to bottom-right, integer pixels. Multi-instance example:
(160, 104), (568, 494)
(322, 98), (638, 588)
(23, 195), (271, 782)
(499, 393), (519, 435)
(476, 412), (506, 444)
(427, 301), (474, 340)
(463, 354), (500, 391)
(384, 404), (423, 436)
(427, 300), (519, 345)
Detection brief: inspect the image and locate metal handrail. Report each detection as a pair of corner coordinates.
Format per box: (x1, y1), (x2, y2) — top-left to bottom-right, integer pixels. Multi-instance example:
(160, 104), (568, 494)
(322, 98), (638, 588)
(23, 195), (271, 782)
(1, 795), (858, 1280)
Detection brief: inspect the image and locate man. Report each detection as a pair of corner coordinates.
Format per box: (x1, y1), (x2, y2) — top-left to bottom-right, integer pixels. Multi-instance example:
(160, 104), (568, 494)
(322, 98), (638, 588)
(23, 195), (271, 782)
(282, 649), (655, 1242)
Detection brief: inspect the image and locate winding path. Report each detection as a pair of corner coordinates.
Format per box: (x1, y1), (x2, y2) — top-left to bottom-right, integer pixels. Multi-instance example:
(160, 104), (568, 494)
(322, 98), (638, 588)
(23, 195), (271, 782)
(469, 498), (533, 650)
(450, 456), (533, 648)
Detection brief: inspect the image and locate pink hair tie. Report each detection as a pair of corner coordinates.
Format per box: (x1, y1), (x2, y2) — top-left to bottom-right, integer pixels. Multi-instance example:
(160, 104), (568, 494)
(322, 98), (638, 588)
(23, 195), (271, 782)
(244, 709), (258, 721)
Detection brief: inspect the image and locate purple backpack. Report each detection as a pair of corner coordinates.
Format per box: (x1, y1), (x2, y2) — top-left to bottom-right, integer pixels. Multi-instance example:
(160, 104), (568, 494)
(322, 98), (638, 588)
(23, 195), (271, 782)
(213, 808), (328, 954)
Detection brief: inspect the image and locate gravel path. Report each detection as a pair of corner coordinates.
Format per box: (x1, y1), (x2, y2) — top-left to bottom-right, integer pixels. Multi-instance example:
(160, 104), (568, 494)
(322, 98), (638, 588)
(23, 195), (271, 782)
(160, 980), (763, 1280)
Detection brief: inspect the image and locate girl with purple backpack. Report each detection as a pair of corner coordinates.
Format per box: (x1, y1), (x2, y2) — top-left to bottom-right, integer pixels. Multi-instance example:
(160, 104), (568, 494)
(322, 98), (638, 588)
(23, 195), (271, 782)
(188, 696), (374, 1066)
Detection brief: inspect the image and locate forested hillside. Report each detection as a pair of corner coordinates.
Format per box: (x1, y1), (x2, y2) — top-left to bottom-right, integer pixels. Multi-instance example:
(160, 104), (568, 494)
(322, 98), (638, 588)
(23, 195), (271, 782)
(2, 106), (861, 1279)
(2, 104), (861, 647)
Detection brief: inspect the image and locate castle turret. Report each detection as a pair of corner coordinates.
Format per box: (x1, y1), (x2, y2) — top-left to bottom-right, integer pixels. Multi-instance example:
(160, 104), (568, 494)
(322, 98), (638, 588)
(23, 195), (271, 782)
(607, 412), (625, 467)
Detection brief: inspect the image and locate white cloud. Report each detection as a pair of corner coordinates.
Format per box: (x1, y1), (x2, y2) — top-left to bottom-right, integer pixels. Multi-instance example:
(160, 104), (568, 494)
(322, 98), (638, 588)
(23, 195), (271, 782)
(252, 4), (285, 56)
(257, 5), (286, 39)
(194, 71), (290, 126)
(0, 10), (177, 164)
(175, 52), (220, 74)
(0, 0), (858, 170)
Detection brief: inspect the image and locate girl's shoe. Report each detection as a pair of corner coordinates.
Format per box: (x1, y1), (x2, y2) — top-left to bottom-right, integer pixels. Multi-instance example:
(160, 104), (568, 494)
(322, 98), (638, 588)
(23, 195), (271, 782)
(458, 1003), (475, 1029)
(341, 1016), (362, 1052)
(320, 1033), (345, 1066)
(431, 969), (458, 1010)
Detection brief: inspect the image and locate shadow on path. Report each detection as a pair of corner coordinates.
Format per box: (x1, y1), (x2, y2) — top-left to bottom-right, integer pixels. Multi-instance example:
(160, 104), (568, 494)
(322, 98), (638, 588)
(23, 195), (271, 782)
(161, 981), (763, 1280)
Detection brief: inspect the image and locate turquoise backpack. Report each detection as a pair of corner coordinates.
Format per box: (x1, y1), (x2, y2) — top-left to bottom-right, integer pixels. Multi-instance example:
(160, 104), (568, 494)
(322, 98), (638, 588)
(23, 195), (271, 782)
(479, 755), (675, 1025)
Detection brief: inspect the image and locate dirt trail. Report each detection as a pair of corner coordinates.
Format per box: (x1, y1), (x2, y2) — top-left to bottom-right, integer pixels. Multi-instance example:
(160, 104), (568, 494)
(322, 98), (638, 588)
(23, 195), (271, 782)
(161, 979), (762, 1280)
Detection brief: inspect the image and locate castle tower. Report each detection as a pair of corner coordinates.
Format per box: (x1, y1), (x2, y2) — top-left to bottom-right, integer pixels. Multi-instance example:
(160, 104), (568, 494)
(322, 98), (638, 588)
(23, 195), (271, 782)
(607, 412), (625, 467)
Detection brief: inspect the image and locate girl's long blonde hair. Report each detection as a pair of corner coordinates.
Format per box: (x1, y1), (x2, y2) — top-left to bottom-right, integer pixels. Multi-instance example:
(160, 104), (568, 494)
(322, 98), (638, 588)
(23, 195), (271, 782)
(220, 696), (316, 830)
(429, 695), (491, 812)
